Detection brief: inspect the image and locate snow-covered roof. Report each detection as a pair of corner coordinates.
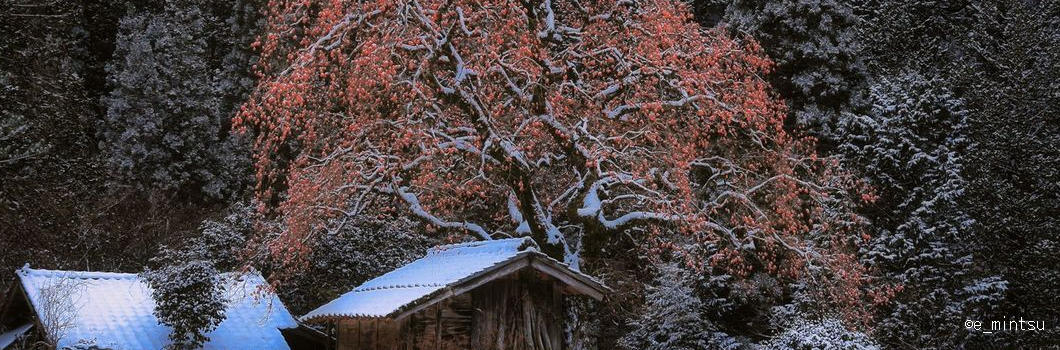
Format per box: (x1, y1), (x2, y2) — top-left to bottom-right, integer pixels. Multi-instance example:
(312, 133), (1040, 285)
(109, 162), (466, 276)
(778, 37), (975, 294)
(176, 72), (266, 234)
(16, 266), (298, 350)
(301, 237), (607, 322)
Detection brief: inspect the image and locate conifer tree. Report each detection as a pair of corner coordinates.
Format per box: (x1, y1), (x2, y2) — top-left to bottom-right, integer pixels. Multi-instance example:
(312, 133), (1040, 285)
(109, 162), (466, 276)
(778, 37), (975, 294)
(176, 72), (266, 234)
(101, 0), (249, 199)
(839, 73), (1004, 348)
(724, 0), (869, 139)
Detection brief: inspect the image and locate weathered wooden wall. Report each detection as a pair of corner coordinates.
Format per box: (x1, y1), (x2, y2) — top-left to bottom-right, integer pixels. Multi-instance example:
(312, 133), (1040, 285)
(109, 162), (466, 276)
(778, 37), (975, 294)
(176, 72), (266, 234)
(334, 272), (564, 350)
(404, 295), (473, 349)
(335, 294), (473, 350)
(336, 318), (400, 350)
(470, 272), (564, 350)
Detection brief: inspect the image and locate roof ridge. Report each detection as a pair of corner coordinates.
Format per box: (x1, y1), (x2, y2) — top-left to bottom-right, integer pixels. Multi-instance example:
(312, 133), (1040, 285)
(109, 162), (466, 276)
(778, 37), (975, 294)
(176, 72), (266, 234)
(18, 266), (139, 280)
(352, 283), (446, 292)
(17, 266), (268, 284)
(427, 236), (537, 254)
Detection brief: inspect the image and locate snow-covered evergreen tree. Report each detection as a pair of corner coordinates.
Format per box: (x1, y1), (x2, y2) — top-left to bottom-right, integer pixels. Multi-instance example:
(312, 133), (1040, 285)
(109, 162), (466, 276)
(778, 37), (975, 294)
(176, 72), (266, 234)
(142, 259), (226, 350)
(214, 0), (263, 123)
(620, 263), (738, 350)
(189, 202), (253, 268)
(141, 202), (253, 350)
(757, 317), (879, 350)
(839, 73), (1004, 348)
(723, 0), (869, 138)
(844, 1), (1058, 347)
(101, 0), (249, 199)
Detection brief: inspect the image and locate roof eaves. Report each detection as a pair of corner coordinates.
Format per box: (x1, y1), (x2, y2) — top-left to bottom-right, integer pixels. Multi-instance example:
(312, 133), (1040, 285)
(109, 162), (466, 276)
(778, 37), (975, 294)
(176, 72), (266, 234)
(300, 312), (389, 323)
(525, 253), (611, 300)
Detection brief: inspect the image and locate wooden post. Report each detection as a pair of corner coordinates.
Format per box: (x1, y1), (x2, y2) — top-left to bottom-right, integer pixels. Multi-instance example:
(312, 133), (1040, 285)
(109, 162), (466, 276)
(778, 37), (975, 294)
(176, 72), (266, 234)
(435, 305), (442, 350)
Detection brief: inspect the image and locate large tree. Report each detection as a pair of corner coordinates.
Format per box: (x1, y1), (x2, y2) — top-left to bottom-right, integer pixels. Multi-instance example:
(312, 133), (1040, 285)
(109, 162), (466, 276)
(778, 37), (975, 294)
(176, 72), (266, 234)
(238, 0), (879, 331)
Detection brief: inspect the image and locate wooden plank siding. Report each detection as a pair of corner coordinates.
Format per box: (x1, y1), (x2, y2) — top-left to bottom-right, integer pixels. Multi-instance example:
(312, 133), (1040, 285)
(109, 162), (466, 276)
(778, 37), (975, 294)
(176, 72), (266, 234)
(470, 272), (563, 350)
(335, 295), (473, 350)
(334, 272), (566, 350)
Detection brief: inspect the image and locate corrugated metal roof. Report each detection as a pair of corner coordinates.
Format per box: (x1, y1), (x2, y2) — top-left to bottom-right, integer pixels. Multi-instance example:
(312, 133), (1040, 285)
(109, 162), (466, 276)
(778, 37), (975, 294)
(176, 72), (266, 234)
(301, 237), (605, 322)
(17, 266), (298, 350)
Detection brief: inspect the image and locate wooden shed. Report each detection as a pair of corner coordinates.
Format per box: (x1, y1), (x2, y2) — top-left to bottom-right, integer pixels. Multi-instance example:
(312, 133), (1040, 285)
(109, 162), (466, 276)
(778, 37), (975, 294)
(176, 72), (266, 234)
(301, 237), (608, 350)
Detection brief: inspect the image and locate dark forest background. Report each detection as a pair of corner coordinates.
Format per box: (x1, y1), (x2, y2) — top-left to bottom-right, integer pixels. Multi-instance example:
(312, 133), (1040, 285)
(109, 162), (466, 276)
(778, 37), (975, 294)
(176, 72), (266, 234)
(1, 0), (1057, 348)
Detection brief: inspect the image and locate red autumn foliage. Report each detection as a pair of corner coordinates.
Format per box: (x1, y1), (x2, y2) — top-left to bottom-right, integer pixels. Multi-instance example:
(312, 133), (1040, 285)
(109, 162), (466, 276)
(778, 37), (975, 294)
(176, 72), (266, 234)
(238, 0), (883, 324)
